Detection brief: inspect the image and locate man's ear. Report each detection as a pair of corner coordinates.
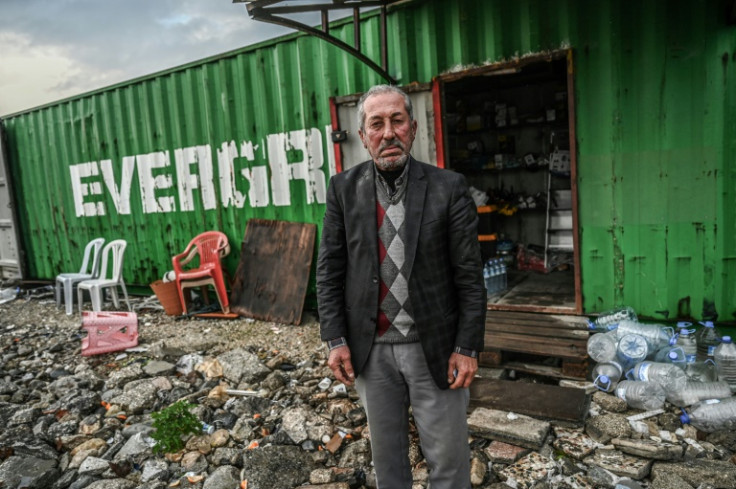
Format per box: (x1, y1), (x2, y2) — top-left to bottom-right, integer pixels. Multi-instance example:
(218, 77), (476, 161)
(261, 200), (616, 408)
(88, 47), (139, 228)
(358, 129), (367, 148)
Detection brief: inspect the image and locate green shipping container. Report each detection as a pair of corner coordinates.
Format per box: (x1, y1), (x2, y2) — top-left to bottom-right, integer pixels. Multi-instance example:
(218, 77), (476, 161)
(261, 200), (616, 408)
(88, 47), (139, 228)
(1, 0), (735, 322)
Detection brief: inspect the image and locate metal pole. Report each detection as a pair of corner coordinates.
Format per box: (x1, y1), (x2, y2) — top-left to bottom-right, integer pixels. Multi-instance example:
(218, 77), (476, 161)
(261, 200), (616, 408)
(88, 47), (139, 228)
(353, 7), (361, 51)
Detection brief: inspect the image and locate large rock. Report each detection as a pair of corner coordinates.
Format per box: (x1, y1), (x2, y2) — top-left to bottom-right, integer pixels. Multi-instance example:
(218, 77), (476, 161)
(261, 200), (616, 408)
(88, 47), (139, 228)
(216, 348), (270, 384)
(651, 460), (736, 488)
(203, 465), (241, 489)
(84, 479), (136, 489)
(585, 413), (632, 443)
(612, 437), (684, 461)
(281, 406), (332, 444)
(114, 432), (152, 462)
(468, 408), (550, 449)
(105, 364), (144, 389)
(499, 452), (557, 488)
(338, 438), (372, 469)
(593, 392), (629, 413)
(150, 333), (223, 359)
(242, 446), (315, 489)
(650, 471), (695, 489)
(552, 427), (600, 460)
(584, 448), (652, 480)
(0, 455), (59, 489)
(484, 440), (530, 464)
(110, 378), (170, 414)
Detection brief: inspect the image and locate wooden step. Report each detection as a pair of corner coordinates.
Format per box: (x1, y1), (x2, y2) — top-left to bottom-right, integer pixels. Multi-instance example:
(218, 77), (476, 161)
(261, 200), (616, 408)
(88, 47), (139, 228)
(481, 310), (591, 380)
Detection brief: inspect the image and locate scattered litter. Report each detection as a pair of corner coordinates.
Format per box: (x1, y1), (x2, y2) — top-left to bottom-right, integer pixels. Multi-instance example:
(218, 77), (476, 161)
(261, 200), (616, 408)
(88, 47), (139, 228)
(195, 358), (224, 379)
(185, 472), (204, 483)
(507, 412), (519, 420)
(226, 389), (258, 396)
(626, 409), (664, 421)
(318, 377), (332, 391)
(176, 353), (204, 375)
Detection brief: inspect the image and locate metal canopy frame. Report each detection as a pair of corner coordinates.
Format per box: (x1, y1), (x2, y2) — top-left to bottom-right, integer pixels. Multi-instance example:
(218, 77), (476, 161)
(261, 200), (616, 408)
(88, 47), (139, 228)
(234, 0), (410, 84)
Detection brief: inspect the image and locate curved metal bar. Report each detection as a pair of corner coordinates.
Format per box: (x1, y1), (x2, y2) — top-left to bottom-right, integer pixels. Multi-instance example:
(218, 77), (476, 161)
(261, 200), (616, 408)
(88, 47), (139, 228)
(245, 5), (398, 84)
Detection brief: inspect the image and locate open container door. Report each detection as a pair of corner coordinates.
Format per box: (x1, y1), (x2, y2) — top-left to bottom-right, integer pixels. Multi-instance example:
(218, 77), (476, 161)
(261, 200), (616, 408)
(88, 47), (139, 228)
(329, 83), (439, 172)
(0, 121), (22, 281)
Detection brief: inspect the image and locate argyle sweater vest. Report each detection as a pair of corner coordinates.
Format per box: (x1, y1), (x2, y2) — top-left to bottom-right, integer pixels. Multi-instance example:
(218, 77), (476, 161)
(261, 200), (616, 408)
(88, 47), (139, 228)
(375, 172), (418, 344)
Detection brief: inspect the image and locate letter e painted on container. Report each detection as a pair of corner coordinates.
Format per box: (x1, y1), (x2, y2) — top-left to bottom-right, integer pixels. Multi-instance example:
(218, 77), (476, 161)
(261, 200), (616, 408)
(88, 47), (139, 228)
(70, 161), (105, 217)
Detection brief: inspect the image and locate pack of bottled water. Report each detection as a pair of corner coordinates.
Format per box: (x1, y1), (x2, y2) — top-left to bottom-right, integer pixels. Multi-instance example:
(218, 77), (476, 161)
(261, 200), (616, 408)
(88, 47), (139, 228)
(483, 258), (507, 297)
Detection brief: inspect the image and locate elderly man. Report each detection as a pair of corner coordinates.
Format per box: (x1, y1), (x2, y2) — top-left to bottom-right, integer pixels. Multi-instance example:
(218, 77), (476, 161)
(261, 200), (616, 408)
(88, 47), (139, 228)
(317, 84), (486, 489)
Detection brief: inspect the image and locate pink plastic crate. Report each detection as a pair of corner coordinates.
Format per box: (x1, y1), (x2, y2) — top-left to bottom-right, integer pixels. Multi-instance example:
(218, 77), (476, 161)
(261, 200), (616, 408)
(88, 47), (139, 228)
(81, 311), (138, 356)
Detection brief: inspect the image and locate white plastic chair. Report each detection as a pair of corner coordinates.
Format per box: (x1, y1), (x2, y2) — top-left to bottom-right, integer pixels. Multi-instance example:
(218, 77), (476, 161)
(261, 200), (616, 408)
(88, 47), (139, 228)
(55, 237), (105, 315)
(77, 239), (131, 312)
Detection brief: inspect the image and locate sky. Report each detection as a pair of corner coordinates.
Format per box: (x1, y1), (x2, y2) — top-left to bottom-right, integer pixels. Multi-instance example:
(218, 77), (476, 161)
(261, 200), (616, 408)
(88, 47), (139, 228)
(0, 0), (322, 116)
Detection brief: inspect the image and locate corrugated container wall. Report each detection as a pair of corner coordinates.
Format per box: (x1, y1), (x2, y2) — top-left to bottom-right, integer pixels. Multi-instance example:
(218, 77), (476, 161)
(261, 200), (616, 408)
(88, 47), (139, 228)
(2, 0), (735, 321)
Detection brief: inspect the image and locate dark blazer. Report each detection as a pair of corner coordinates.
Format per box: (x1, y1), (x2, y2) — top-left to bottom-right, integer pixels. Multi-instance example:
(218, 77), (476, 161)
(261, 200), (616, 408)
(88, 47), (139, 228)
(316, 157), (486, 389)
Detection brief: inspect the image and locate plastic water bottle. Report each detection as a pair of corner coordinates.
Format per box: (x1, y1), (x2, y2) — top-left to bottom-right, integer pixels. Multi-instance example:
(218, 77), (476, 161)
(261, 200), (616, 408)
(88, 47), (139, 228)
(615, 320), (673, 352)
(499, 259), (507, 292)
(0, 287), (19, 305)
(492, 259), (502, 293)
(630, 361), (688, 398)
(653, 345), (686, 368)
(714, 336), (736, 393)
(615, 380), (666, 410)
(591, 361), (623, 392)
(674, 322), (697, 364)
(695, 320), (721, 361)
(667, 381), (733, 407)
(587, 306), (637, 333)
(680, 396), (736, 432)
(685, 359), (718, 382)
(587, 331), (618, 363)
(616, 334), (649, 369)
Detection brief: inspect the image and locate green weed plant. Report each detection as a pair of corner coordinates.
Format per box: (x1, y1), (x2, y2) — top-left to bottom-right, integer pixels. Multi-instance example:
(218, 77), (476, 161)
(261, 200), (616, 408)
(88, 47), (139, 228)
(150, 400), (202, 454)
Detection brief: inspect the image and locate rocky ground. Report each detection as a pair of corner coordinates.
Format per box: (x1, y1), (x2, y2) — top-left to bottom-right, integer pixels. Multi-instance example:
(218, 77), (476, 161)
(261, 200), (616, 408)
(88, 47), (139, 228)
(0, 287), (735, 489)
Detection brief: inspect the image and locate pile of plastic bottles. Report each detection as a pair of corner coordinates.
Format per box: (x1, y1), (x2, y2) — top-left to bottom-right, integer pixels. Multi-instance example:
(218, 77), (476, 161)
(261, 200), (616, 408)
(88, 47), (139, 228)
(586, 306), (736, 432)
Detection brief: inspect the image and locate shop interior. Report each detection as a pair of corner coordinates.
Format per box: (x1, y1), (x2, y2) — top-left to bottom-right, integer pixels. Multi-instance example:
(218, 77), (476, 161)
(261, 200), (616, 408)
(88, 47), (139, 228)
(442, 56), (578, 312)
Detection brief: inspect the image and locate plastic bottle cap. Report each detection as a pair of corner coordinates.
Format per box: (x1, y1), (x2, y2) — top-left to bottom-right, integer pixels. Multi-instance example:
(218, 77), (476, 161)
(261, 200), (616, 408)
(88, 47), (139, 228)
(668, 351), (678, 361)
(723, 336), (732, 343)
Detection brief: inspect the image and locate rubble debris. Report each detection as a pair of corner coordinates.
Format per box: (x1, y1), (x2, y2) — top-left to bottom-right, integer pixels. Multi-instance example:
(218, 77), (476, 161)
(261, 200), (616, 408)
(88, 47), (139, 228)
(0, 299), (735, 489)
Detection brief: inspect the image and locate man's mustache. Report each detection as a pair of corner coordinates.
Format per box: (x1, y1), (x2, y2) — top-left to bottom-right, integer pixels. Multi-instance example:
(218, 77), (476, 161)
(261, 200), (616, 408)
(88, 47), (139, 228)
(378, 139), (406, 152)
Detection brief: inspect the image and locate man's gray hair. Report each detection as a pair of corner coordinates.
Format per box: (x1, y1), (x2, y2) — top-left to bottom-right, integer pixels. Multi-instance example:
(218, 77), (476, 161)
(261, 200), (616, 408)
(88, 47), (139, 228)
(357, 85), (414, 132)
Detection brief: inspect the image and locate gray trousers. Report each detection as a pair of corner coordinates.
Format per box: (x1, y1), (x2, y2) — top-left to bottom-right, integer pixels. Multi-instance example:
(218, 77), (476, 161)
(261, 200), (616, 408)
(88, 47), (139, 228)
(355, 342), (471, 489)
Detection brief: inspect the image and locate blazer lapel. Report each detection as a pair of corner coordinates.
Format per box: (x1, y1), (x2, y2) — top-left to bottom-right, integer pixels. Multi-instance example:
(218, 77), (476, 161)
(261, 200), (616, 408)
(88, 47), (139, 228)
(403, 158), (426, 280)
(355, 161), (378, 260)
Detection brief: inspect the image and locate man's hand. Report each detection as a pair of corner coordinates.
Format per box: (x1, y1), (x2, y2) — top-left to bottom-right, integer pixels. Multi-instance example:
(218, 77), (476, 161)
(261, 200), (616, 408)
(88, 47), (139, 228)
(327, 345), (355, 386)
(447, 352), (478, 389)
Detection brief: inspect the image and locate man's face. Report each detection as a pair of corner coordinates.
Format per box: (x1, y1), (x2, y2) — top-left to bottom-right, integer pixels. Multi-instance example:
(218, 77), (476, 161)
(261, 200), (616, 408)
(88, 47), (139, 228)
(359, 92), (417, 171)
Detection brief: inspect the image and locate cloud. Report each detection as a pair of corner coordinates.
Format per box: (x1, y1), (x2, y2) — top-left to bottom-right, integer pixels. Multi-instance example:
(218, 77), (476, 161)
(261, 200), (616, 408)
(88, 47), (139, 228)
(0, 0), (321, 116)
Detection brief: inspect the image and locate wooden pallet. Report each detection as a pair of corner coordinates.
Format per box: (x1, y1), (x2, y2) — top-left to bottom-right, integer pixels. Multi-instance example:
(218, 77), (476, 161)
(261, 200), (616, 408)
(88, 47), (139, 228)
(481, 310), (590, 380)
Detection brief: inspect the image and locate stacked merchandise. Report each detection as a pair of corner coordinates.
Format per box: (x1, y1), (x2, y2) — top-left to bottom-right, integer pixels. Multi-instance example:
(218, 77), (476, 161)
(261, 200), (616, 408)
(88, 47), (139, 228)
(586, 307), (736, 432)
